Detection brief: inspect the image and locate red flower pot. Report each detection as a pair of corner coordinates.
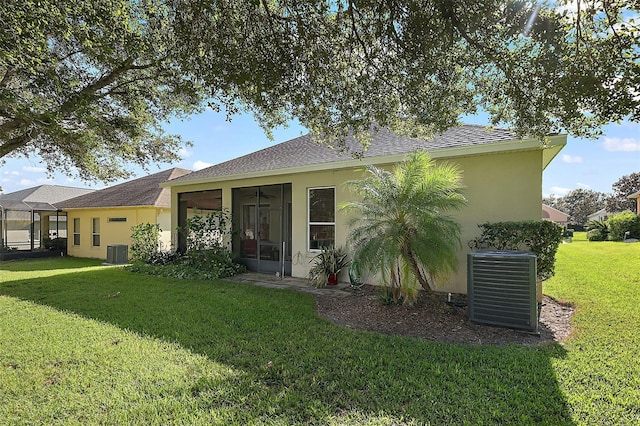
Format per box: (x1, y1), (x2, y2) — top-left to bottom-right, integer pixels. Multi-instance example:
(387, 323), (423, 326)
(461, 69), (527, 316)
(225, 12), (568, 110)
(327, 273), (338, 285)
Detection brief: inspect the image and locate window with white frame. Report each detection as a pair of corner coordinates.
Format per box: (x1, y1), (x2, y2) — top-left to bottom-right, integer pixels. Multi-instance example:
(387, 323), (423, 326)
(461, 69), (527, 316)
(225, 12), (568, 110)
(73, 218), (80, 246)
(92, 218), (100, 247)
(308, 187), (335, 251)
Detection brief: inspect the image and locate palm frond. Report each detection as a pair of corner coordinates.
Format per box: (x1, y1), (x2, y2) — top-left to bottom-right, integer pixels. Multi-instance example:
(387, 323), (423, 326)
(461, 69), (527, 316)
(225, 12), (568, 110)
(341, 151), (466, 303)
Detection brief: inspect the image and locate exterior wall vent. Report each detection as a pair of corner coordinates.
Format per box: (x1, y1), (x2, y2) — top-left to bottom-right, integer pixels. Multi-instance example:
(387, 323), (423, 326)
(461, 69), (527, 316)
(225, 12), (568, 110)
(106, 244), (128, 264)
(467, 250), (538, 332)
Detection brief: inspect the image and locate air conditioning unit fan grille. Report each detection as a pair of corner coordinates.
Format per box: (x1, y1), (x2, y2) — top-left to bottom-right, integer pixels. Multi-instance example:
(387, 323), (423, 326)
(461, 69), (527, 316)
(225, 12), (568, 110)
(106, 244), (128, 264)
(468, 251), (537, 332)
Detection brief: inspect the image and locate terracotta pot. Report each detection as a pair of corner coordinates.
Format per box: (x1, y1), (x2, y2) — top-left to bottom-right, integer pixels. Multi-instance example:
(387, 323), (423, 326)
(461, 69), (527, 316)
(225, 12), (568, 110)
(327, 273), (338, 285)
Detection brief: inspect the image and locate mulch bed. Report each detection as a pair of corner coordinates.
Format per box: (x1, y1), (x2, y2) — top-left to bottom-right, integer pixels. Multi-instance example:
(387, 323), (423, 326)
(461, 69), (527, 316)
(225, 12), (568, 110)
(315, 285), (574, 346)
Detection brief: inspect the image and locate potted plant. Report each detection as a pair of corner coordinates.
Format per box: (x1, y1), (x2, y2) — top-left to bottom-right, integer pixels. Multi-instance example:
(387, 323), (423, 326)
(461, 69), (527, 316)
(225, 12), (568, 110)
(308, 245), (350, 287)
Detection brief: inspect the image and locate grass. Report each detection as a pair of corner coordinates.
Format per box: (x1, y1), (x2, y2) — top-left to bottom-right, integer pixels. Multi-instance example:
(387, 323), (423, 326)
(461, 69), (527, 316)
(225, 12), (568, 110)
(0, 238), (638, 424)
(544, 234), (640, 424)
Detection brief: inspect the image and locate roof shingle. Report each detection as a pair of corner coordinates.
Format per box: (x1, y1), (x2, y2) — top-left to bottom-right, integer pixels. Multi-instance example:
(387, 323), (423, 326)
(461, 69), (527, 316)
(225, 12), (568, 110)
(0, 185), (95, 211)
(57, 168), (191, 209)
(170, 125), (519, 183)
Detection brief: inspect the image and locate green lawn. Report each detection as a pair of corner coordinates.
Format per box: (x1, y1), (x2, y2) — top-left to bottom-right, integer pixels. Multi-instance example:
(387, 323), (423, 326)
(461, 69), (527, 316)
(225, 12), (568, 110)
(0, 239), (638, 425)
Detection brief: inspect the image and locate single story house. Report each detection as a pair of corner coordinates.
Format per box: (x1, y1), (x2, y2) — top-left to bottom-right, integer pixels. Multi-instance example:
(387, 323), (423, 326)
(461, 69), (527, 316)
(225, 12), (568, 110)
(57, 168), (190, 260)
(163, 125), (566, 294)
(0, 185), (95, 252)
(628, 190), (640, 213)
(587, 208), (608, 223)
(542, 204), (569, 226)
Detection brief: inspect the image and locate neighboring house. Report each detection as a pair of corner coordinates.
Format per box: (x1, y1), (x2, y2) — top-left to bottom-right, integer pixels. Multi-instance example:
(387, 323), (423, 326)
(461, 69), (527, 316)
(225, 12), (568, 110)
(628, 190), (640, 214)
(0, 185), (95, 251)
(542, 204), (569, 226)
(163, 125), (566, 294)
(57, 168), (191, 260)
(587, 208), (608, 223)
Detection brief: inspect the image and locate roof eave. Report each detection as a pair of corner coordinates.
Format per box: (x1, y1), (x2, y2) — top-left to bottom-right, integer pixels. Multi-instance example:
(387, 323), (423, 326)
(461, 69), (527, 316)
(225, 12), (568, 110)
(60, 205), (167, 210)
(541, 134), (568, 170)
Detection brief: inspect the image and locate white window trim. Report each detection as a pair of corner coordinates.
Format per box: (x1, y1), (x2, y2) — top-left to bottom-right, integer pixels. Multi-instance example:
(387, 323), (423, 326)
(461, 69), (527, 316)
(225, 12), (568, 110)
(92, 217), (100, 247)
(307, 186), (336, 252)
(73, 218), (80, 246)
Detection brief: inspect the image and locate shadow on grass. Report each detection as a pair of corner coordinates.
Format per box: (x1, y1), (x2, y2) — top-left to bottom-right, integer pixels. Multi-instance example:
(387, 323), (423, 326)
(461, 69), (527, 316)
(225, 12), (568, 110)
(0, 266), (575, 424)
(0, 256), (103, 272)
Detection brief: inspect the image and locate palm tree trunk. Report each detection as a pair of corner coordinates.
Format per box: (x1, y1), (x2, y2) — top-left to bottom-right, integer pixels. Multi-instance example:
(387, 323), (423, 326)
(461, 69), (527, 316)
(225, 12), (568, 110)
(404, 245), (432, 292)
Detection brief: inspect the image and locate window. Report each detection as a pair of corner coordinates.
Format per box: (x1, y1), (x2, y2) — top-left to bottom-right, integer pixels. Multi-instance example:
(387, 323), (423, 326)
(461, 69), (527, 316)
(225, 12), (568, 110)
(177, 189), (222, 253)
(73, 218), (80, 246)
(92, 218), (100, 247)
(107, 217), (127, 223)
(308, 187), (335, 250)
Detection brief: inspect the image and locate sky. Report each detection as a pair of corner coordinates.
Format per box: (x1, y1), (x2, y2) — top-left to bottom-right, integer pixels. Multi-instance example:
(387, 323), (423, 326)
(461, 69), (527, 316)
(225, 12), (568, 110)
(1, 110), (639, 198)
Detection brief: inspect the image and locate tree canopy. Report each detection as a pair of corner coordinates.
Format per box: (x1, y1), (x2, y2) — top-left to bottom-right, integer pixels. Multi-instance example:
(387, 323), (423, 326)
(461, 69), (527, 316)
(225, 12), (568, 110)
(544, 188), (607, 226)
(605, 172), (640, 213)
(1, 1), (639, 181)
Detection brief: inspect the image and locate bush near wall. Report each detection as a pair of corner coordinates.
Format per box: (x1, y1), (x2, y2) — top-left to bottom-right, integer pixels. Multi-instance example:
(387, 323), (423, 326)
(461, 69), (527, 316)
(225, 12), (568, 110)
(469, 220), (564, 281)
(607, 211), (640, 241)
(129, 213), (246, 280)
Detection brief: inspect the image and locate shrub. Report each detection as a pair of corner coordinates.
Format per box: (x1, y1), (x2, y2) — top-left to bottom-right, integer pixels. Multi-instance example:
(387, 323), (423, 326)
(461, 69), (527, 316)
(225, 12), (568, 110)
(607, 210), (640, 241)
(43, 237), (67, 251)
(130, 210), (245, 280)
(184, 209), (234, 252)
(129, 248), (245, 280)
(569, 223), (585, 232)
(130, 223), (163, 263)
(587, 229), (607, 241)
(586, 218), (609, 241)
(469, 220), (563, 281)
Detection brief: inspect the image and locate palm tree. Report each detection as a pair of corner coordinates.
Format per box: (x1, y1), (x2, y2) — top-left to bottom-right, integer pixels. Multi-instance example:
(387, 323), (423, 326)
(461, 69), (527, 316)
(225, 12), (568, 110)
(341, 151), (466, 304)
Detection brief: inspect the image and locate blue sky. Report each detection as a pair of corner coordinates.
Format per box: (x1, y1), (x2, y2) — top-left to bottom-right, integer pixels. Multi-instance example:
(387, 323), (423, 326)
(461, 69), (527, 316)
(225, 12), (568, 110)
(1, 110), (638, 197)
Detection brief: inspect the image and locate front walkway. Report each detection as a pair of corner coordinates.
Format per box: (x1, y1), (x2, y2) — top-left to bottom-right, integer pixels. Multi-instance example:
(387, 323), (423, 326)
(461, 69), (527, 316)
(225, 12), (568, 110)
(226, 272), (354, 298)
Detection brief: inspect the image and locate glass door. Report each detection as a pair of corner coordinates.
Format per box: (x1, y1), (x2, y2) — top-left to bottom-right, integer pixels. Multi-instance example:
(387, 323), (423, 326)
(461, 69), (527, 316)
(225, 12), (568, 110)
(233, 184), (291, 275)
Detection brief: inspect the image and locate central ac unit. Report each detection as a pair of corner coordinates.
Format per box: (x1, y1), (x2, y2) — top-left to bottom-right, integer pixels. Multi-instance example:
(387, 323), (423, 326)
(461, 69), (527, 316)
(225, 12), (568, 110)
(106, 244), (128, 264)
(467, 250), (538, 332)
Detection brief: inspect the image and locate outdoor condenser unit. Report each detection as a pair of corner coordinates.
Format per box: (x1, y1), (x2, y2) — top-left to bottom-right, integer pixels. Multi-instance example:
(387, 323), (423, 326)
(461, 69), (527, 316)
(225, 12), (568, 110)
(106, 244), (128, 264)
(467, 250), (538, 332)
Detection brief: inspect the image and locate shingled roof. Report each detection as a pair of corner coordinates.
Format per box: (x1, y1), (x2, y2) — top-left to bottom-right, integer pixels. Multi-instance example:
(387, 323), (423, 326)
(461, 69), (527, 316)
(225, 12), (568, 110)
(57, 168), (191, 209)
(0, 185), (95, 211)
(169, 125), (520, 184)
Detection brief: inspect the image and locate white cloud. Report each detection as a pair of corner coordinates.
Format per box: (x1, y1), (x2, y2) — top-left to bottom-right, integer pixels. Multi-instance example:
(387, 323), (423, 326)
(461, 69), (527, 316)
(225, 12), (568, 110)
(19, 178), (36, 186)
(178, 147), (192, 158)
(550, 186), (571, 196)
(562, 154), (583, 164)
(3, 170), (21, 176)
(603, 137), (640, 152)
(22, 166), (46, 173)
(193, 160), (213, 171)
(577, 182), (591, 189)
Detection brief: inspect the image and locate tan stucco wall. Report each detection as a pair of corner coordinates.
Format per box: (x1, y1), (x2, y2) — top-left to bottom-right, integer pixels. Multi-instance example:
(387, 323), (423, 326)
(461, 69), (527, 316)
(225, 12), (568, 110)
(170, 148), (544, 294)
(65, 207), (168, 259)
